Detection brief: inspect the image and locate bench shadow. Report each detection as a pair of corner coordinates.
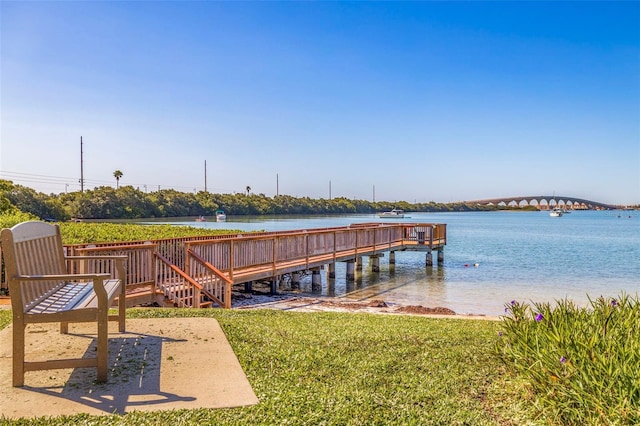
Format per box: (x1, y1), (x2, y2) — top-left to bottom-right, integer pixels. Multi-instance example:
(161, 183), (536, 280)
(22, 331), (196, 414)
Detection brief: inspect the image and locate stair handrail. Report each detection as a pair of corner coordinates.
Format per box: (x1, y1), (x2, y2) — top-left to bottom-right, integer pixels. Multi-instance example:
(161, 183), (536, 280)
(154, 251), (203, 308)
(187, 249), (233, 308)
(187, 249), (233, 284)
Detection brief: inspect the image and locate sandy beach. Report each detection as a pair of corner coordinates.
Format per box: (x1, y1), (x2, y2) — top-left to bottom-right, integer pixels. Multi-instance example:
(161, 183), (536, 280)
(230, 289), (499, 320)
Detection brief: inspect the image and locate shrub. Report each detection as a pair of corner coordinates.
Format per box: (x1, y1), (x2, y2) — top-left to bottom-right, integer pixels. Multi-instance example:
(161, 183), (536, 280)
(496, 293), (640, 425)
(58, 222), (243, 244)
(0, 210), (39, 229)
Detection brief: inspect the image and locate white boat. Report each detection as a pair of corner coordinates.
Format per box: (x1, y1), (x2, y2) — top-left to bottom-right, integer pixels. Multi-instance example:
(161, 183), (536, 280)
(195, 215), (207, 222)
(378, 208), (405, 218)
(215, 210), (226, 222)
(550, 208), (563, 217)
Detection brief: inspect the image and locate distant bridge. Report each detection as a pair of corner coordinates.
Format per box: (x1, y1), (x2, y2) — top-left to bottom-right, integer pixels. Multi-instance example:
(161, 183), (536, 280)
(464, 195), (616, 210)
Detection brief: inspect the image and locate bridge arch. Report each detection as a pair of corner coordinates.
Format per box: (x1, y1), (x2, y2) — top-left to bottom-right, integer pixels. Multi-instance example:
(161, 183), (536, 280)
(465, 195), (615, 210)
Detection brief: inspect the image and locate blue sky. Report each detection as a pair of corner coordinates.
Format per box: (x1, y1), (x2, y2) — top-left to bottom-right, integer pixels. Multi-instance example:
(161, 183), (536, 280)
(1, 1), (638, 205)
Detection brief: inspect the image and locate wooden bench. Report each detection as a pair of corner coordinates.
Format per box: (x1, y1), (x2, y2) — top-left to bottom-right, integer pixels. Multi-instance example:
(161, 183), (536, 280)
(0, 221), (126, 387)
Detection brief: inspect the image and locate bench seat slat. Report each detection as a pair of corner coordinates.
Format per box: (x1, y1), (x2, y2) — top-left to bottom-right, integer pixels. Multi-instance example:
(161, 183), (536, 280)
(26, 280), (121, 314)
(26, 282), (93, 314)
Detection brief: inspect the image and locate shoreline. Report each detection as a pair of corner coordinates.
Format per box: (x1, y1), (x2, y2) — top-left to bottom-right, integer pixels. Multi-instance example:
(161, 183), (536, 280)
(231, 291), (500, 320)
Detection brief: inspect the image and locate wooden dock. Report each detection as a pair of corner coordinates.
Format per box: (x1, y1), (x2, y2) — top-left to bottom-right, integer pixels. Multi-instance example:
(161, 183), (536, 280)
(185, 222), (446, 284)
(42, 222), (447, 309)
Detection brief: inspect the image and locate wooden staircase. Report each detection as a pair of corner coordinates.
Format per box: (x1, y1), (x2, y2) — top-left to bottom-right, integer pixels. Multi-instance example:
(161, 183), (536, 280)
(159, 282), (215, 308)
(154, 251), (232, 309)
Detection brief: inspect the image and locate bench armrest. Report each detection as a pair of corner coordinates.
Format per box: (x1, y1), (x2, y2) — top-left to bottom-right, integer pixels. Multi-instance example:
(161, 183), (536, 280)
(15, 273), (116, 307)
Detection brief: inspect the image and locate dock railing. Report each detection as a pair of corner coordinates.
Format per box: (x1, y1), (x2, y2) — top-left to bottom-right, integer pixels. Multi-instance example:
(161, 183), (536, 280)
(185, 223), (445, 284)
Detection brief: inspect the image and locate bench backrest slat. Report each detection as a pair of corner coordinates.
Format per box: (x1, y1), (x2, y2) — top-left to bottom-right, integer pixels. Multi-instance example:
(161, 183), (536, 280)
(1, 221), (67, 313)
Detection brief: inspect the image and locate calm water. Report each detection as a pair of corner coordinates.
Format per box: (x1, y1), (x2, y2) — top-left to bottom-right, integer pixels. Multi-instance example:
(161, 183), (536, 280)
(143, 211), (639, 316)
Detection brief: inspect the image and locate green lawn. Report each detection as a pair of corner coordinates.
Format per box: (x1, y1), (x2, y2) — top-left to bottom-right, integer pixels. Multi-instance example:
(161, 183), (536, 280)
(0, 308), (538, 425)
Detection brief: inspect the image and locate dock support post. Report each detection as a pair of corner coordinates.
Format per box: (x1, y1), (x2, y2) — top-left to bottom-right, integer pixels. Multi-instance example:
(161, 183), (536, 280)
(437, 249), (444, 265)
(426, 250), (433, 267)
(389, 251), (396, 265)
(356, 256), (363, 271)
(371, 256), (380, 273)
(312, 269), (322, 292)
(291, 272), (301, 290)
(326, 278), (335, 296)
(328, 263), (336, 279)
(346, 261), (355, 281)
(244, 281), (253, 293)
(270, 278), (279, 295)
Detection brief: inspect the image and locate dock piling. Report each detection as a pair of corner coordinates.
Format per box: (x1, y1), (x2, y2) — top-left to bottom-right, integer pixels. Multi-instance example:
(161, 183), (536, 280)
(327, 263), (336, 279)
(346, 261), (355, 281)
(312, 269), (322, 292)
(270, 278), (279, 295)
(291, 272), (302, 290)
(371, 256), (380, 272)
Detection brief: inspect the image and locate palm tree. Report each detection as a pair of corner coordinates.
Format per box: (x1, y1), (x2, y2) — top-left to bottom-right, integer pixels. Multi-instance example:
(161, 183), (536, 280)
(246, 185), (251, 196)
(113, 170), (123, 189)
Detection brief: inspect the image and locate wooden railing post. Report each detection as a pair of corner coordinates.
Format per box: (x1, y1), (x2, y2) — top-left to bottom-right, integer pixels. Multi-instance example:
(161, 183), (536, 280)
(229, 240), (234, 281)
(184, 242), (191, 276)
(333, 231), (337, 263)
(272, 237), (277, 275)
(305, 233), (309, 269)
(224, 278), (232, 309)
(429, 226), (434, 247)
(373, 227), (377, 253)
(354, 228), (358, 257)
(194, 286), (201, 308)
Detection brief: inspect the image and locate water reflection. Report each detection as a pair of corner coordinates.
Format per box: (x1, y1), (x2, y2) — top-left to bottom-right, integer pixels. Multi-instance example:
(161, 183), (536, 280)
(289, 254), (451, 310)
(279, 252), (509, 315)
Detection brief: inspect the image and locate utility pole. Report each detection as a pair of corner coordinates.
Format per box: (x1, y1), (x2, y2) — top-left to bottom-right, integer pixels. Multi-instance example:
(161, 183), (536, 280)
(204, 160), (207, 192)
(373, 185), (375, 203)
(276, 173), (279, 197)
(80, 136), (84, 192)
(329, 180), (332, 200)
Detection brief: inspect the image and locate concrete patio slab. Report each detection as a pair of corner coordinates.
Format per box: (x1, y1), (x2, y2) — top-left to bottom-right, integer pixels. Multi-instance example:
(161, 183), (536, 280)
(0, 317), (258, 419)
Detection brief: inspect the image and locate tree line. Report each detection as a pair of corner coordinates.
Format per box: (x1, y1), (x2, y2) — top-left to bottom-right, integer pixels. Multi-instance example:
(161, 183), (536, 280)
(0, 179), (517, 221)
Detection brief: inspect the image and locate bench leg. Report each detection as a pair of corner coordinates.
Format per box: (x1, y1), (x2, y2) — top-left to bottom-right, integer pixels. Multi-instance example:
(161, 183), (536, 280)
(96, 316), (108, 382)
(13, 322), (26, 387)
(118, 285), (126, 333)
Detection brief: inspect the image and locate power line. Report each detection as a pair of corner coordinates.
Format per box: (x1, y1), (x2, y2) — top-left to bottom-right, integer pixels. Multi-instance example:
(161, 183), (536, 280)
(0, 171), (77, 182)
(0, 170), (233, 194)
